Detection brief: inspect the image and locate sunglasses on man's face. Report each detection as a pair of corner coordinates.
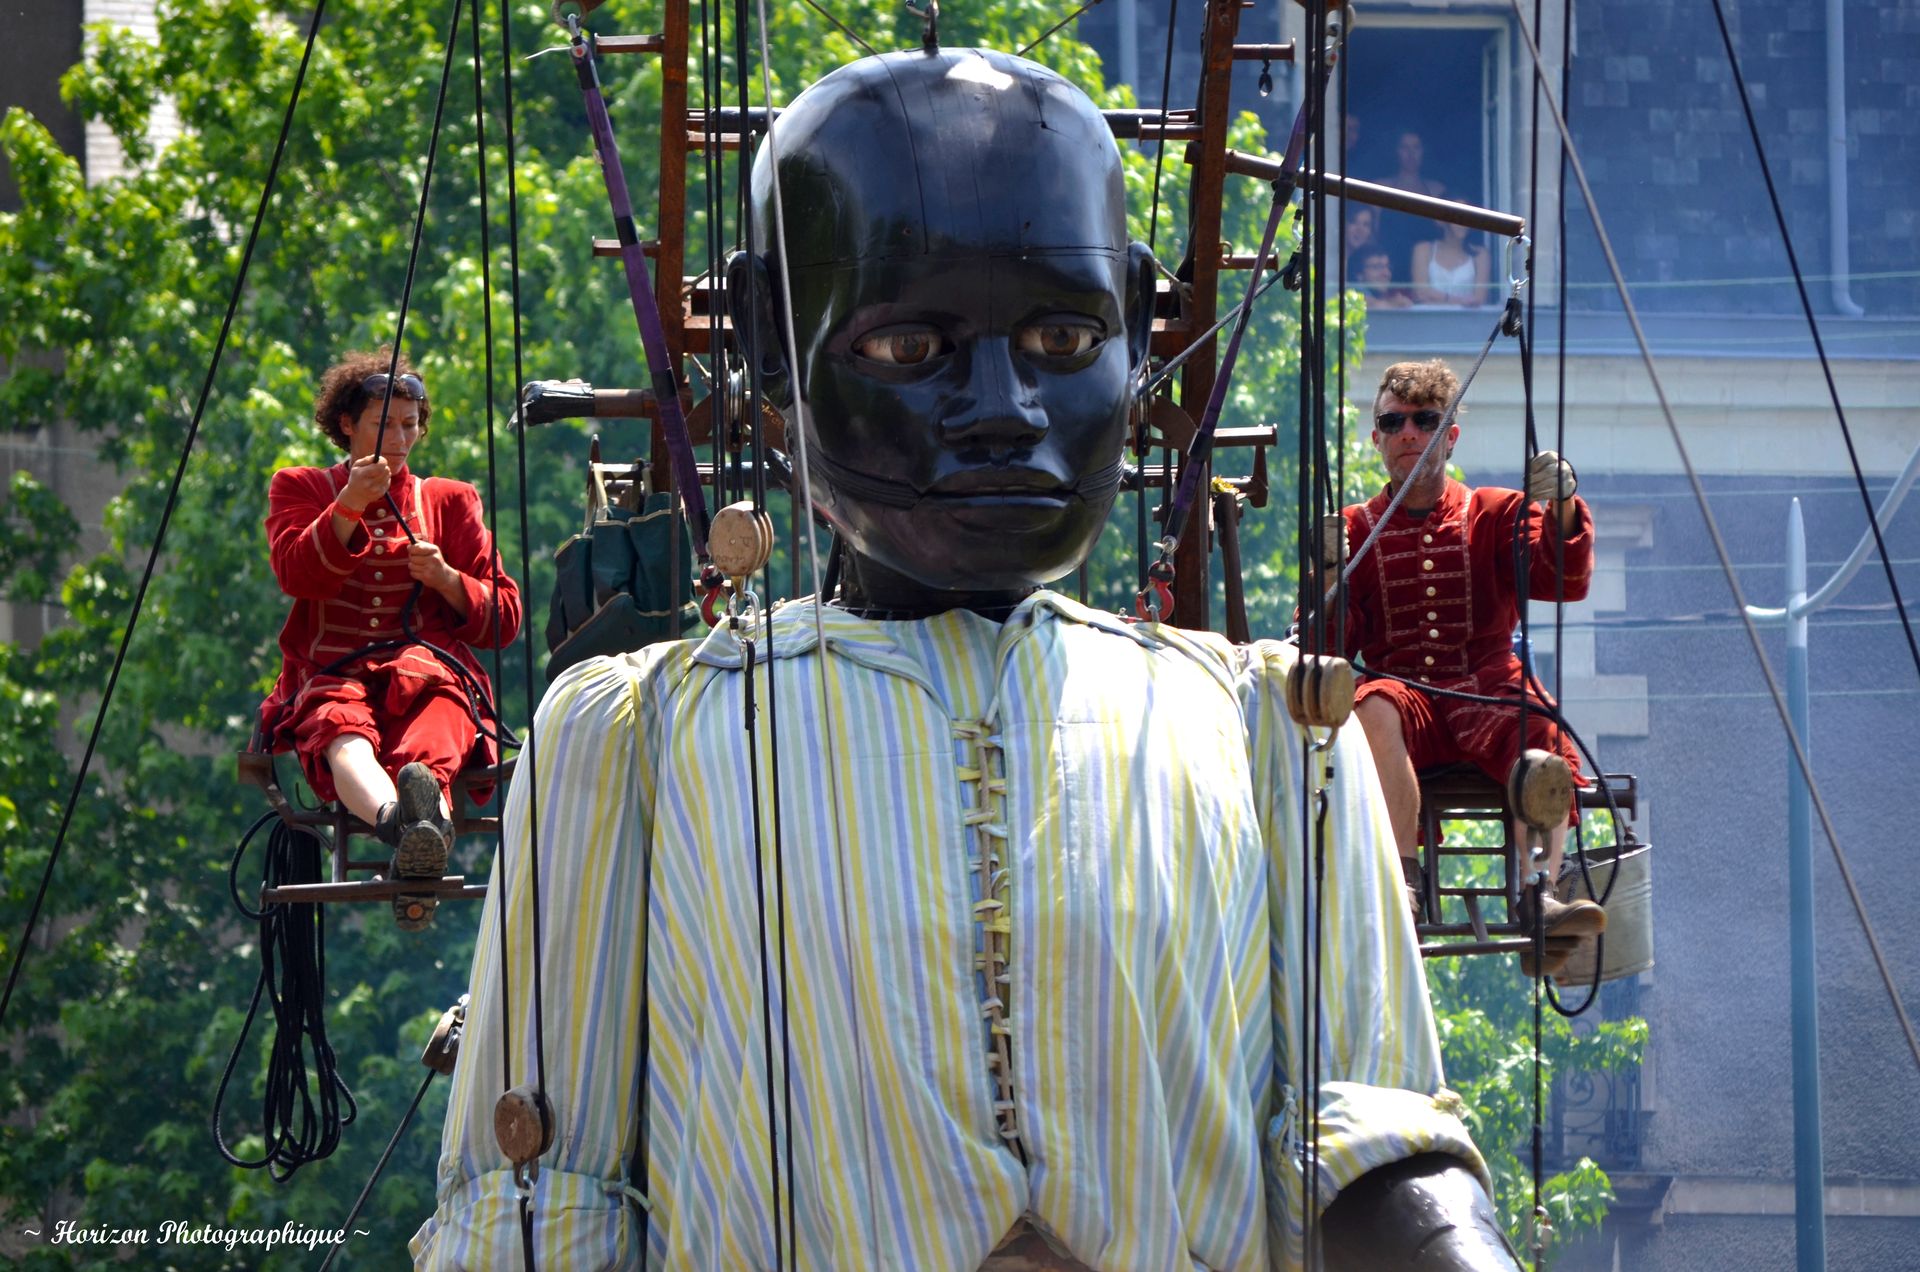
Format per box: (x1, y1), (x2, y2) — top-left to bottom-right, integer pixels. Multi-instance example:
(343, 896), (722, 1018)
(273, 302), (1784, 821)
(1375, 409), (1445, 434)
(361, 372), (427, 402)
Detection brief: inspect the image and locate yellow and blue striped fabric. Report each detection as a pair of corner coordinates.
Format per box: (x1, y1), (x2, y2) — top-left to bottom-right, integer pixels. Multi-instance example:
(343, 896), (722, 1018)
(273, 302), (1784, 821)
(413, 593), (1487, 1271)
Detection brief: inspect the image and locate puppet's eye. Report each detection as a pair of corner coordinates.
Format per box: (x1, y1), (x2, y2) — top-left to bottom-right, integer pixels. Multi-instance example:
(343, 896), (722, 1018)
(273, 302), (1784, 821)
(855, 329), (949, 365)
(1016, 322), (1102, 359)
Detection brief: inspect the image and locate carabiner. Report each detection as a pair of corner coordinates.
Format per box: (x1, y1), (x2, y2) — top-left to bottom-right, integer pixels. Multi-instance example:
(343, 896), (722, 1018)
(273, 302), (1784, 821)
(1506, 233), (1532, 298)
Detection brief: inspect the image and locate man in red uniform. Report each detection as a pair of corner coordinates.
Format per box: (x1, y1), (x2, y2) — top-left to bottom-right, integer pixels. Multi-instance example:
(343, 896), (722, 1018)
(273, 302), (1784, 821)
(1341, 358), (1604, 977)
(257, 349), (522, 929)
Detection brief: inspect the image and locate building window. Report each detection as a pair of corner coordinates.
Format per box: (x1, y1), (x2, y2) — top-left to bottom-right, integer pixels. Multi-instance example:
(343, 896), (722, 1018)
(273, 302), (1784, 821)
(1331, 12), (1515, 302)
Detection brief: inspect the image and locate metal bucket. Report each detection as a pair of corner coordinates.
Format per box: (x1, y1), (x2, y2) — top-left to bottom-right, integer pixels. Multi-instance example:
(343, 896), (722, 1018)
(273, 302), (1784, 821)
(1555, 836), (1653, 984)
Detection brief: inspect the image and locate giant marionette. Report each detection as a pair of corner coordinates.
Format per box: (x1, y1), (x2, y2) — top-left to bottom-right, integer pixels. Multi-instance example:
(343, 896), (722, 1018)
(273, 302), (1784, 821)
(416, 47), (1522, 1271)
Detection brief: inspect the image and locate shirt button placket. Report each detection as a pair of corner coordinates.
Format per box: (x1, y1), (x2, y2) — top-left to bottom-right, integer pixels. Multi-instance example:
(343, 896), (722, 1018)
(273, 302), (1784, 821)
(954, 718), (1019, 1147)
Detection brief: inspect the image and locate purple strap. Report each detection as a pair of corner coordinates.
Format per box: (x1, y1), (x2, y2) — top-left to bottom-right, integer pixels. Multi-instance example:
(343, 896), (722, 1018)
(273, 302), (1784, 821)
(1162, 186), (1289, 546)
(1162, 54), (1329, 550)
(570, 30), (711, 556)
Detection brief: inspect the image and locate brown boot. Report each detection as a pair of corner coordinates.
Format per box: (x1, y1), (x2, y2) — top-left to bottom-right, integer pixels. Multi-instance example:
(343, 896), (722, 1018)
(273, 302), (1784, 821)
(1518, 933), (1584, 979)
(1516, 885), (1605, 979)
(390, 762), (451, 931)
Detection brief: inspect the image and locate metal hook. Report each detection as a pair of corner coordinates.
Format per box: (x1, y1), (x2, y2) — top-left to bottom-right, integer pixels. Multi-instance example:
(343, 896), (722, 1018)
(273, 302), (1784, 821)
(734, 587), (764, 635)
(905, 0), (939, 52)
(551, 0), (608, 27)
(1506, 233), (1532, 297)
(1258, 58), (1274, 97)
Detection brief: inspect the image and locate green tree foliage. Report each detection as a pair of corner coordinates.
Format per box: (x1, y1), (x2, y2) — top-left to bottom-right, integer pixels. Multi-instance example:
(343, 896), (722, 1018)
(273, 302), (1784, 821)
(0, 0), (1604, 1264)
(1424, 825), (1648, 1265)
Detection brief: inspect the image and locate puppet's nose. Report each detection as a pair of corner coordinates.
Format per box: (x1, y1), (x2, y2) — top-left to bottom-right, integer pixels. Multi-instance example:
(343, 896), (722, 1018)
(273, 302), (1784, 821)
(938, 340), (1047, 453)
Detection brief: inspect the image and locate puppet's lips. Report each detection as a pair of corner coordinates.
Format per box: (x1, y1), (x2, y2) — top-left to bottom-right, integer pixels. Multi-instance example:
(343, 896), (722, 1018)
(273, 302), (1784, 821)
(927, 467), (1068, 498)
(933, 493), (1072, 532)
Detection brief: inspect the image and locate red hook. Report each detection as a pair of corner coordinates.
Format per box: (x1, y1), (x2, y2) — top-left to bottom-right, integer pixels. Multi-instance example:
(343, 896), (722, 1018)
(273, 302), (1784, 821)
(1134, 578), (1175, 623)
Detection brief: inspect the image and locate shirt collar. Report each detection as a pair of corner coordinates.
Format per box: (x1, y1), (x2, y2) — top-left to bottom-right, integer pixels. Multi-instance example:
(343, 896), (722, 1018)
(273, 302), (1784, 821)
(690, 589), (1164, 686)
(1369, 476), (1465, 523)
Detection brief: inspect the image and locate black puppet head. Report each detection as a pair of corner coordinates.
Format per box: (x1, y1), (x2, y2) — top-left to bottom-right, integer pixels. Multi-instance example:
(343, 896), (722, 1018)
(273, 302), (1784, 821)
(728, 48), (1156, 602)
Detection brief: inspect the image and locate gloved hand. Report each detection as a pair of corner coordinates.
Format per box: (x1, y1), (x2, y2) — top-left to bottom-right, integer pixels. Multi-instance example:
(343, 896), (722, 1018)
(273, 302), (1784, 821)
(1526, 450), (1577, 505)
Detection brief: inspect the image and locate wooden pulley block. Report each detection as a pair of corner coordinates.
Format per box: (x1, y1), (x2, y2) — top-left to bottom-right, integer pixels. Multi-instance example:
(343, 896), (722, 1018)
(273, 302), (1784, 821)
(494, 1085), (554, 1167)
(1507, 748), (1574, 834)
(708, 501), (775, 581)
(420, 994), (468, 1076)
(1284, 654), (1355, 730)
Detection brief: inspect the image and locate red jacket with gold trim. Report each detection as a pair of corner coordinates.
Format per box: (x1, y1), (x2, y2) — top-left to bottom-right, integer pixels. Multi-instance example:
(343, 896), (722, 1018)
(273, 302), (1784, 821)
(1340, 477), (1592, 692)
(256, 462), (522, 768)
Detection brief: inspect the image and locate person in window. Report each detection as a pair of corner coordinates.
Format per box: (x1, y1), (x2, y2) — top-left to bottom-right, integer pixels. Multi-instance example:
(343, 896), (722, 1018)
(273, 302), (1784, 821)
(1411, 221), (1492, 307)
(1373, 130), (1448, 283)
(1353, 243), (1413, 309)
(256, 349), (522, 930)
(417, 49), (1522, 1272)
(1344, 204), (1381, 264)
(1382, 129), (1446, 199)
(1336, 358), (1604, 976)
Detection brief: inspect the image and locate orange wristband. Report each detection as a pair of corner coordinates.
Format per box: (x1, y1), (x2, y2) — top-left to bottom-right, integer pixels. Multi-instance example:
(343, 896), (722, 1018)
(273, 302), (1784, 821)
(333, 500), (365, 523)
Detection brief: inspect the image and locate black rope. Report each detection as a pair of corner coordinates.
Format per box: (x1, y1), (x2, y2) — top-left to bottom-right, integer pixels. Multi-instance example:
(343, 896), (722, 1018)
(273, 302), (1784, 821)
(470, 0), (509, 759)
(316, 1066), (439, 1272)
(1299, 4), (1335, 1261)
(1529, 890), (1545, 1269)
(1704, 0), (1920, 686)
(801, 0), (877, 56)
(740, 634), (786, 1270)
(1135, 0), (1179, 592)
(1514, 5), (1920, 1060)
(1015, 0), (1107, 58)
(739, 0), (798, 1253)
(1333, 32), (1350, 661)
(368, 0), (467, 586)
(497, 0), (550, 1261)
(212, 813), (356, 1180)
(1520, 1), (1549, 1249)
(1141, 270), (1287, 397)
(353, 0), (526, 753)
(0, 0), (331, 1035)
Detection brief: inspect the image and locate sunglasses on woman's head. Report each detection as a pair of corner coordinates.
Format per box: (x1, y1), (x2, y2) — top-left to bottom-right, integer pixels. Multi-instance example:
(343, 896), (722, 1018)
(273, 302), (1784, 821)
(361, 372), (427, 402)
(1375, 409), (1444, 434)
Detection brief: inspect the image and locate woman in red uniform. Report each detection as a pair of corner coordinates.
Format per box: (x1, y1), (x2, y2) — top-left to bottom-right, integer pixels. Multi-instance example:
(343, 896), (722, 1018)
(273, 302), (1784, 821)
(257, 349), (521, 928)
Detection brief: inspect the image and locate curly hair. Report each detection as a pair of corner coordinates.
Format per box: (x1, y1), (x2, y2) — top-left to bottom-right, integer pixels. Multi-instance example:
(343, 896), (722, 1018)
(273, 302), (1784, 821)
(312, 348), (432, 450)
(1373, 358), (1461, 417)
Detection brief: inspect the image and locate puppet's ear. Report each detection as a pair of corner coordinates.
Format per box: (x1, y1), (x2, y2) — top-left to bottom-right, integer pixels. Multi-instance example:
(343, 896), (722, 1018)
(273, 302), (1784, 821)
(724, 250), (793, 410)
(1125, 241), (1159, 378)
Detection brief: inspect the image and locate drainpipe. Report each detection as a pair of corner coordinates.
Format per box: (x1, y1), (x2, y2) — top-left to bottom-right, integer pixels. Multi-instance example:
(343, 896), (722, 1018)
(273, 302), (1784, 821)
(1118, 0), (1139, 94)
(1826, 0), (1865, 315)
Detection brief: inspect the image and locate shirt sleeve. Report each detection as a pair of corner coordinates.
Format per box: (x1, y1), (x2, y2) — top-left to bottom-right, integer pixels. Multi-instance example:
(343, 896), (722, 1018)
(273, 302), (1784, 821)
(434, 482), (524, 651)
(266, 467), (368, 599)
(1527, 494), (1594, 603)
(412, 653), (660, 1271)
(1240, 641), (1491, 1268)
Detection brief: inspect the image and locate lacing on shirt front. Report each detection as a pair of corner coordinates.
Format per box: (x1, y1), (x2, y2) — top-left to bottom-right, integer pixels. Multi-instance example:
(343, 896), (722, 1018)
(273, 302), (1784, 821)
(955, 716), (1020, 1149)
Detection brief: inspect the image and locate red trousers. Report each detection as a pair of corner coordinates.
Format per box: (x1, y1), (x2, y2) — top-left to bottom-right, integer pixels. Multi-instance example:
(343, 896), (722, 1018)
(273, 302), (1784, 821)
(1356, 673), (1587, 820)
(288, 662), (476, 805)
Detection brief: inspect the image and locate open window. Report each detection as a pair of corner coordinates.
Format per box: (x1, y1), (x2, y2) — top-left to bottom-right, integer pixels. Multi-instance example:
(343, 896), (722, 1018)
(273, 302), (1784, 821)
(1331, 12), (1515, 305)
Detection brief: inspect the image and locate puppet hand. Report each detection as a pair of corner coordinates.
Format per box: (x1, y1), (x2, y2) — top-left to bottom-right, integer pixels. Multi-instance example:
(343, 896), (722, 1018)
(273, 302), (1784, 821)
(1526, 451), (1576, 505)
